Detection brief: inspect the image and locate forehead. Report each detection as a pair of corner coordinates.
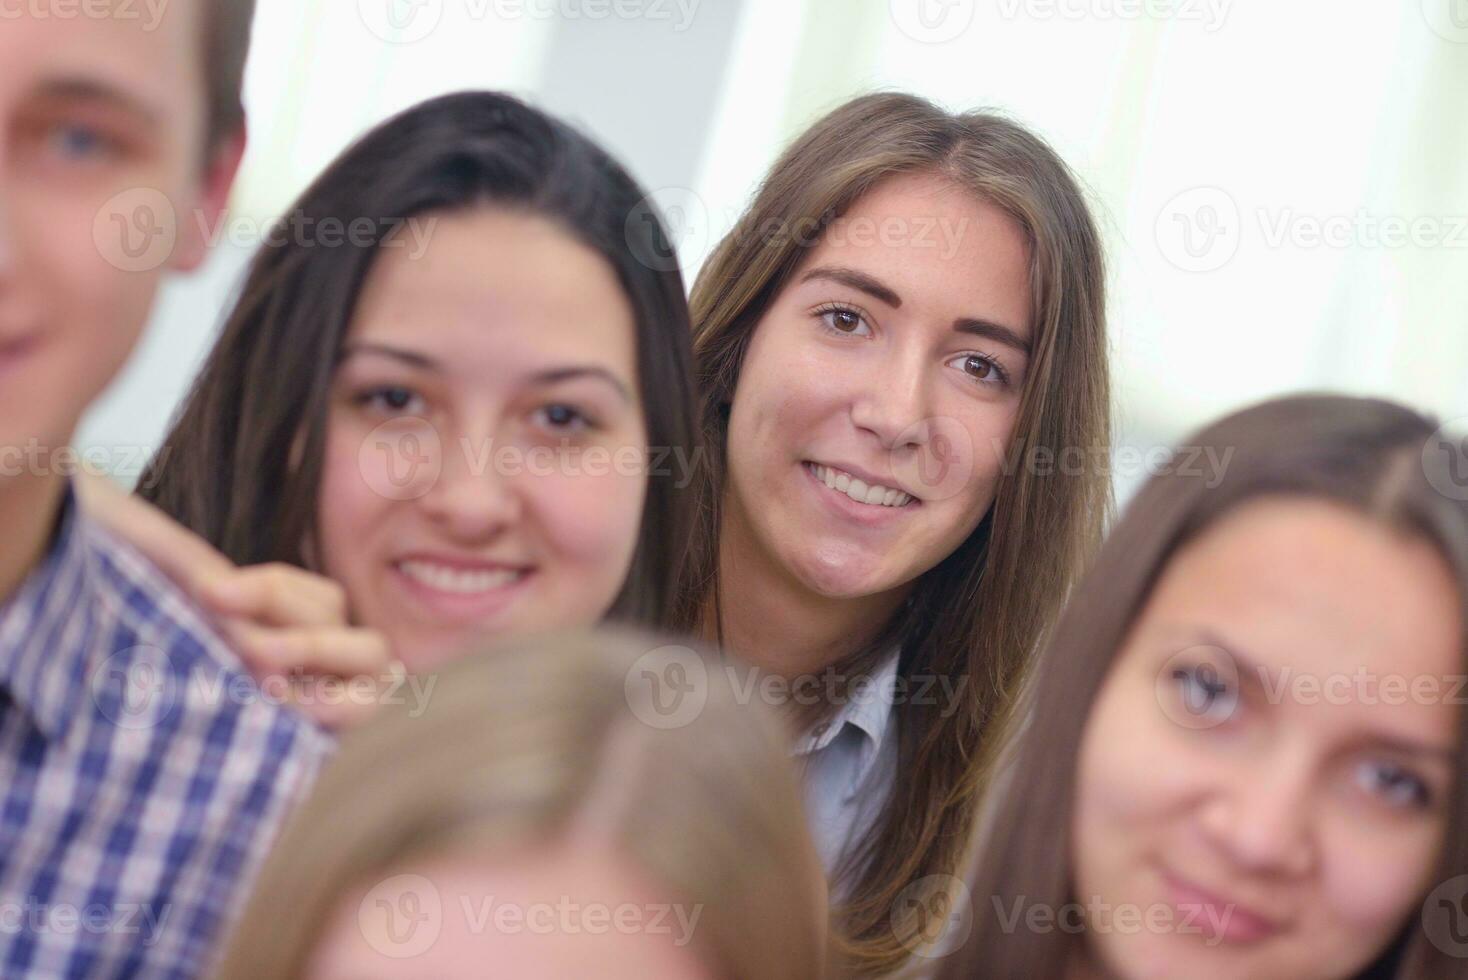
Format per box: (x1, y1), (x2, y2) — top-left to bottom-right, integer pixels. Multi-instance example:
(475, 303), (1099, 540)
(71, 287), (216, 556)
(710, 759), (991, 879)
(0, 2), (204, 113)
(800, 171), (1033, 339)
(1147, 496), (1463, 703)
(349, 208), (638, 380)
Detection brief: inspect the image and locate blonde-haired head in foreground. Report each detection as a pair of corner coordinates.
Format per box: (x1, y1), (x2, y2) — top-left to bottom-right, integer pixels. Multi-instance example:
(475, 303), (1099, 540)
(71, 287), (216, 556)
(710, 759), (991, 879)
(212, 629), (828, 979)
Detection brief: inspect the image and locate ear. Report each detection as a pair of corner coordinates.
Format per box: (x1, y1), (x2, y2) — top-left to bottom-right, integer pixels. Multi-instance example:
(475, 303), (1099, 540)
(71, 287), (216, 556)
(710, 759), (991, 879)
(170, 120), (248, 273)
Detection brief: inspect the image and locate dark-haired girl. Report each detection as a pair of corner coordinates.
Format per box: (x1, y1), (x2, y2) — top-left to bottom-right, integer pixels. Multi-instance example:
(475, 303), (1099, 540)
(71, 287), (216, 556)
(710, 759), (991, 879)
(89, 90), (697, 680)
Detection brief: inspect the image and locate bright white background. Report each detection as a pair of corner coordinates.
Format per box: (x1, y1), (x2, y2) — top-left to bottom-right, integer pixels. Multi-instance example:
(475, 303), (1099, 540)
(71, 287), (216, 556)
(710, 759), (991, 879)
(79, 0), (1468, 502)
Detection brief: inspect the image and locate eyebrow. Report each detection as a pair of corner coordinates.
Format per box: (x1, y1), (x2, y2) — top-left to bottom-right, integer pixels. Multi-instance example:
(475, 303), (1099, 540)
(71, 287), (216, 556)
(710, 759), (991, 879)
(33, 76), (162, 130)
(800, 265), (1032, 355)
(340, 343), (632, 402)
(1367, 735), (1456, 764)
(340, 343), (438, 371)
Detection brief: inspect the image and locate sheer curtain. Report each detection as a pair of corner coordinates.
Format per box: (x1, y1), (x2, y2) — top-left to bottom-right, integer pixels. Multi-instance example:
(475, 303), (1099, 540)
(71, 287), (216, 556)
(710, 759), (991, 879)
(81, 0), (1468, 501)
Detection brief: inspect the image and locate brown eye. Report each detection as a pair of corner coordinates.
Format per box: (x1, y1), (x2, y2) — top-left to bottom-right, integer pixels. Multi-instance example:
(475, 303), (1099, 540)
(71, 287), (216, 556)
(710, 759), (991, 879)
(534, 403), (595, 433)
(948, 353), (1010, 388)
(963, 356), (994, 380)
(816, 306), (871, 337)
(356, 386), (424, 415)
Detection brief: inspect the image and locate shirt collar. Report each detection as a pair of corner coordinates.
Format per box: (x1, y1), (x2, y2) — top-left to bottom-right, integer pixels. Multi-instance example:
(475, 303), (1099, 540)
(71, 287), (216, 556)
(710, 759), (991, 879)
(795, 649), (901, 769)
(0, 484), (101, 741)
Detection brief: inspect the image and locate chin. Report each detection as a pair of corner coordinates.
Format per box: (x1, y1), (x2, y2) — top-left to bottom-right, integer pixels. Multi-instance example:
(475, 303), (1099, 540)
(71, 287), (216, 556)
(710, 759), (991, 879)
(788, 544), (901, 600)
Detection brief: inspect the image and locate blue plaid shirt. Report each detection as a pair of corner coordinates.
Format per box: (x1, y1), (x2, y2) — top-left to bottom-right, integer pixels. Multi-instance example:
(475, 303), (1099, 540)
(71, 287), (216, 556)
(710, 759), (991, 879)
(0, 489), (331, 978)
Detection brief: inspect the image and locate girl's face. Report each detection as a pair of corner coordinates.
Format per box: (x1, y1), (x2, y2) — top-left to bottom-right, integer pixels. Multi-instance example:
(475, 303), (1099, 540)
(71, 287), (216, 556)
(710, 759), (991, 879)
(308, 845), (712, 980)
(723, 173), (1032, 603)
(317, 207), (648, 670)
(1073, 497), (1462, 980)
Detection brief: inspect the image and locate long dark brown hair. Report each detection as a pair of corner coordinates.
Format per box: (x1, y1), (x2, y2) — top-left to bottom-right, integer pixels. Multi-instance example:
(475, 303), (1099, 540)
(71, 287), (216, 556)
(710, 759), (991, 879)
(676, 92), (1113, 974)
(940, 394), (1468, 979)
(141, 91), (698, 629)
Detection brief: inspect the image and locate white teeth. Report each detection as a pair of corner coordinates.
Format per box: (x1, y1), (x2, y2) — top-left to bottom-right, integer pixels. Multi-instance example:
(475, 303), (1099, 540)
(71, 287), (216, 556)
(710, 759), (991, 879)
(398, 561), (523, 594)
(809, 464), (912, 508)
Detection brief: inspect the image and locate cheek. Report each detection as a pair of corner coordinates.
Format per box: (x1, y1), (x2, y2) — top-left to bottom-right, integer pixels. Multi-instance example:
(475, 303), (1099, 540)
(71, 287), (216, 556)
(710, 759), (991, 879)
(1073, 674), (1192, 887)
(316, 418), (394, 574)
(16, 194), (157, 428)
(899, 400), (1019, 535)
(951, 405), (1020, 516)
(1320, 822), (1441, 937)
(526, 461), (646, 576)
(728, 325), (849, 463)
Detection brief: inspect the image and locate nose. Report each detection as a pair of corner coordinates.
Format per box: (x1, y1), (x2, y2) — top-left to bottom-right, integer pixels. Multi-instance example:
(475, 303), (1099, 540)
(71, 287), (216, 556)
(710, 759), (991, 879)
(1197, 745), (1317, 879)
(417, 426), (522, 542)
(848, 343), (931, 451)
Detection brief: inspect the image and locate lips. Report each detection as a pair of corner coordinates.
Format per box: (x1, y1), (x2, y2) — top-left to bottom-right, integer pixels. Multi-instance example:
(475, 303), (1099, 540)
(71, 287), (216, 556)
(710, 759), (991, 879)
(1162, 870), (1285, 944)
(396, 559), (525, 594)
(389, 554), (535, 624)
(805, 461), (917, 508)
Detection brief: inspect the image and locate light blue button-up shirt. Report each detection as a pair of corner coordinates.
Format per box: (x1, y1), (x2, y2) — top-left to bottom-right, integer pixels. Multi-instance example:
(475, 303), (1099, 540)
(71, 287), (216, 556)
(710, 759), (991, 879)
(796, 651), (901, 882)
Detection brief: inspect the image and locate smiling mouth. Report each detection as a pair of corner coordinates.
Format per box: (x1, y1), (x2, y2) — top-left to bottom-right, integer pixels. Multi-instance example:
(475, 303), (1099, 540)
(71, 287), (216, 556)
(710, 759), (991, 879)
(394, 559), (530, 595)
(806, 462), (915, 508)
(1162, 871), (1284, 944)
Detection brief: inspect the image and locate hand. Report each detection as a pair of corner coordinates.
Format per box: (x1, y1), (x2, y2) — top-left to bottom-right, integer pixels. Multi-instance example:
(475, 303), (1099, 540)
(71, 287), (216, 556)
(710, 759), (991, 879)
(76, 471), (398, 729)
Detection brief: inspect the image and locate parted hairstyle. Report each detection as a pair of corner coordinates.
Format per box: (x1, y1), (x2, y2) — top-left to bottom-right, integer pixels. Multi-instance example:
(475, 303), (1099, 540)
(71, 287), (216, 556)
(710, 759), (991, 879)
(940, 394), (1468, 979)
(141, 91), (699, 630)
(677, 91), (1112, 974)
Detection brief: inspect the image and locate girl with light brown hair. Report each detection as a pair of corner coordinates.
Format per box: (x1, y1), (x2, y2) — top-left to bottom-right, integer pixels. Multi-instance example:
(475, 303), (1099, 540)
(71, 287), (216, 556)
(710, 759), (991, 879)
(211, 629), (828, 979)
(675, 91), (1111, 974)
(938, 395), (1468, 979)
